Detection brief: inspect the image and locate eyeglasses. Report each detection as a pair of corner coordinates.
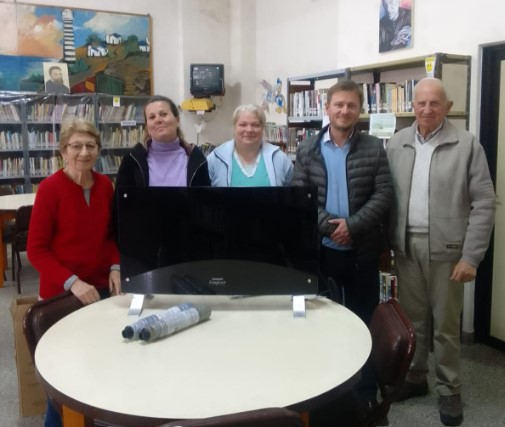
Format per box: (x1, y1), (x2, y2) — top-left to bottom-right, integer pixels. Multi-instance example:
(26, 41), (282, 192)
(66, 143), (99, 153)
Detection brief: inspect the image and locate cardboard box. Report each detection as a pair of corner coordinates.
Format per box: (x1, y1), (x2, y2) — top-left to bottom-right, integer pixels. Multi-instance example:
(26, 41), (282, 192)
(10, 295), (47, 417)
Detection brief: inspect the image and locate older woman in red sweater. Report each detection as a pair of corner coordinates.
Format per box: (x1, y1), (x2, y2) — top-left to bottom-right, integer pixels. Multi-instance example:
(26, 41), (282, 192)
(27, 119), (120, 305)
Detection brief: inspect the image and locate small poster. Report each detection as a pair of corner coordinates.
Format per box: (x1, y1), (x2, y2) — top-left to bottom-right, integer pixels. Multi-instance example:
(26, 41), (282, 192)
(425, 56), (437, 78)
(369, 113), (397, 139)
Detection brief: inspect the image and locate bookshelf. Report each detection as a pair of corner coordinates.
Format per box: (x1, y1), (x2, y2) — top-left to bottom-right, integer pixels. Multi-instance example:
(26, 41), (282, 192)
(349, 53), (471, 133)
(26, 95), (61, 186)
(285, 53), (471, 151)
(286, 69), (349, 160)
(96, 94), (148, 177)
(0, 95), (25, 193)
(0, 93), (149, 192)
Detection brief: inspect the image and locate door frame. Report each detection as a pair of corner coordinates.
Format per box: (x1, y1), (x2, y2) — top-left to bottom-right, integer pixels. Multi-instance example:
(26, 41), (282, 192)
(476, 42), (505, 351)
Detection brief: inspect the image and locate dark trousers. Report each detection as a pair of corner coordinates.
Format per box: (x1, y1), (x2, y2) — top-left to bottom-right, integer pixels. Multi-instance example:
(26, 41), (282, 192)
(310, 246), (381, 427)
(320, 245), (380, 400)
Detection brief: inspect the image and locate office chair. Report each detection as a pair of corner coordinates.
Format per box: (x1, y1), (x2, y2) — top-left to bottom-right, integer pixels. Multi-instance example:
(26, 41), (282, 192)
(11, 205), (32, 293)
(158, 407), (304, 427)
(310, 299), (416, 427)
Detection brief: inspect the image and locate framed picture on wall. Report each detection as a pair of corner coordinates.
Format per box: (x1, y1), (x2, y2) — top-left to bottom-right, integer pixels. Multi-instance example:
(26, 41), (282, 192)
(43, 62), (70, 94)
(379, 0), (413, 53)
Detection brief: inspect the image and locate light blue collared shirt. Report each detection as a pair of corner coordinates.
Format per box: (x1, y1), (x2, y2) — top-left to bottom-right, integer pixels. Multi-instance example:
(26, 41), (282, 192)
(321, 128), (352, 250)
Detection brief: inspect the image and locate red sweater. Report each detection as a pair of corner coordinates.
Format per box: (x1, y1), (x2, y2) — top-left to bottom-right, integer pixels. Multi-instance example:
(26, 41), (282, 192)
(27, 170), (120, 299)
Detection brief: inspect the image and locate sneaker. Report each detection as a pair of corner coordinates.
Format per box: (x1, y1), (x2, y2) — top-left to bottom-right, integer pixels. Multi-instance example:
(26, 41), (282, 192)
(439, 394), (463, 426)
(394, 380), (429, 402)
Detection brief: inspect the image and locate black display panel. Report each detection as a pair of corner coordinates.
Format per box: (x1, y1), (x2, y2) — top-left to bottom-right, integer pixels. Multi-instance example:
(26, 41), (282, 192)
(117, 186), (319, 296)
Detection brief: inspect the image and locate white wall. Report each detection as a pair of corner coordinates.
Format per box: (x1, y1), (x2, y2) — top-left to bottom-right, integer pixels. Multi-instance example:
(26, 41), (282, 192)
(255, 0), (505, 134)
(9, 0), (505, 141)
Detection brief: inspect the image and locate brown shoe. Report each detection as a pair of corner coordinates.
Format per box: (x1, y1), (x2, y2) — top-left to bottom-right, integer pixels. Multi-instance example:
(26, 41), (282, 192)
(439, 394), (463, 426)
(394, 381), (429, 402)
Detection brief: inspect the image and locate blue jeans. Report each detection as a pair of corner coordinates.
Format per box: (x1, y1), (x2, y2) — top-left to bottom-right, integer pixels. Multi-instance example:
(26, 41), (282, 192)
(45, 400), (62, 427)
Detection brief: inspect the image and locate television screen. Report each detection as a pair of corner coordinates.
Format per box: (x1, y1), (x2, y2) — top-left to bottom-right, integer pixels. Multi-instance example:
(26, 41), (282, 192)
(117, 186), (319, 296)
(190, 63), (225, 98)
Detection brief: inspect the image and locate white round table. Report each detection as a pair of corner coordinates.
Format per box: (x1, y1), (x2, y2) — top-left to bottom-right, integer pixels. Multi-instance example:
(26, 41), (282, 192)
(35, 294), (371, 425)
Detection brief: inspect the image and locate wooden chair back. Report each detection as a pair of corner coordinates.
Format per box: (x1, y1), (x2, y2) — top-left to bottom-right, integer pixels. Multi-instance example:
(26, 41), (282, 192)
(158, 408), (304, 427)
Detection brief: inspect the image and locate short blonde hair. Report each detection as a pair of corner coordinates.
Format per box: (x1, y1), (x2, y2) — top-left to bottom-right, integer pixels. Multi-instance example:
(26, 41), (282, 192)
(59, 119), (101, 152)
(232, 104), (266, 128)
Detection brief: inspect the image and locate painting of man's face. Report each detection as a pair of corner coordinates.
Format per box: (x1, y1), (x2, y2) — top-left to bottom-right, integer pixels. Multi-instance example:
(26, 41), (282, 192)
(49, 67), (63, 82)
(43, 62), (70, 93)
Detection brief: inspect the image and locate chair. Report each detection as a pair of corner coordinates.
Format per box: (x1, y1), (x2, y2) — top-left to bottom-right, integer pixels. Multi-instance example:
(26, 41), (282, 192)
(11, 205), (33, 293)
(23, 291), (86, 425)
(23, 290), (84, 365)
(362, 299), (416, 426)
(158, 407), (304, 427)
(0, 185), (15, 278)
(310, 299), (416, 427)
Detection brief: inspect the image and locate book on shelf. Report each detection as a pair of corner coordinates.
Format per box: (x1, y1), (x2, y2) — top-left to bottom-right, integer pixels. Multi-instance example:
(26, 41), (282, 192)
(29, 155), (63, 177)
(0, 157), (24, 178)
(27, 130), (58, 150)
(379, 271), (398, 302)
(362, 80), (418, 114)
(98, 155), (123, 174)
(0, 104), (21, 122)
(0, 130), (22, 150)
(265, 124), (288, 145)
(287, 128), (319, 157)
(100, 125), (144, 148)
(290, 88), (328, 118)
(9, 104), (20, 121)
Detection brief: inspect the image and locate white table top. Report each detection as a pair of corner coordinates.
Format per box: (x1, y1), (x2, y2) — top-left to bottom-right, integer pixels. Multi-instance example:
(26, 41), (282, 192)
(35, 294), (371, 423)
(0, 193), (36, 211)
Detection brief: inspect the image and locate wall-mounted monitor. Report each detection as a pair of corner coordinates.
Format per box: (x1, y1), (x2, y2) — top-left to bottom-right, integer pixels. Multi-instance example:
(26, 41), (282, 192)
(190, 63), (225, 98)
(117, 186), (319, 296)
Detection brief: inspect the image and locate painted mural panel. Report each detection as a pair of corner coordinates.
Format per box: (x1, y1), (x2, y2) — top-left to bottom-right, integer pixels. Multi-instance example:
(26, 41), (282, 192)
(0, 3), (18, 55)
(0, 3), (151, 96)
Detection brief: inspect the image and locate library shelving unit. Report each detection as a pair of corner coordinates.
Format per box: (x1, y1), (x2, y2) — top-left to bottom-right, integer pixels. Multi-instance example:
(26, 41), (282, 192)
(96, 94), (149, 177)
(0, 93), (149, 192)
(25, 94), (60, 191)
(286, 69), (349, 160)
(0, 94), (25, 193)
(349, 52), (471, 132)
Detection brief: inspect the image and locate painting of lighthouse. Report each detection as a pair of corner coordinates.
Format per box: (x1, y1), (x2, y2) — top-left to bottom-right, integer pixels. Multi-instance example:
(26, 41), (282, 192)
(61, 9), (76, 63)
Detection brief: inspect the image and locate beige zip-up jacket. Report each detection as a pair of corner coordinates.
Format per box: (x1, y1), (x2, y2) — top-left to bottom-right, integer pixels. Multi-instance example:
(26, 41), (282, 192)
(387, 119), (495, 267)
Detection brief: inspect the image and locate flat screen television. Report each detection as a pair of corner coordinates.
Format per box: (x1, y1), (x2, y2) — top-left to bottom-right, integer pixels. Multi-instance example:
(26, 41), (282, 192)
(190, 63), (225, 98)
(117, 186), (319, 296)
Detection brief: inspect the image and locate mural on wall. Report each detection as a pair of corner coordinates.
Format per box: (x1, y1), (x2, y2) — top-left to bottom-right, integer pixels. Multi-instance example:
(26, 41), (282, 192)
(379, 0), (413, 53)
(0, 3), (152, 95)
